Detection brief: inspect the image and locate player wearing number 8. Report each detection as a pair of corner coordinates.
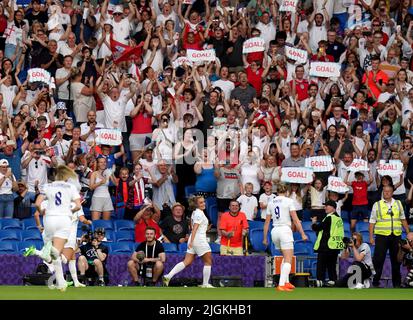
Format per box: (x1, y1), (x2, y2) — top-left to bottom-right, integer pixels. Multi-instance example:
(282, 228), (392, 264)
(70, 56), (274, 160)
(312, 200), (344, 287)
(263, 183), (308, 292)
(35, 165), (82, 291)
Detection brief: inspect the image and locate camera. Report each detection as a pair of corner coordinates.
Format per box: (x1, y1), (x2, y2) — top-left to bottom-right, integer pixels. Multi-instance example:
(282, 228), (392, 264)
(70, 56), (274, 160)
(400, 238), (409, 246)
(342, 237), (354, 248)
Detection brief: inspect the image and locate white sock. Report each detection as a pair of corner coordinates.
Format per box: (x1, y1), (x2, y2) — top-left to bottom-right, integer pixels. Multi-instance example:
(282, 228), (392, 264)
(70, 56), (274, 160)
(166, 262), (186, 279)
(203, 266), (211, 285)
(52, 257), (66, 288)
(34, 249), (42, 257)
(61, 254), (68, 264)
(68, 260), (79, 284)
(51, 246), (60, 260)
(279, 263), (291, 287)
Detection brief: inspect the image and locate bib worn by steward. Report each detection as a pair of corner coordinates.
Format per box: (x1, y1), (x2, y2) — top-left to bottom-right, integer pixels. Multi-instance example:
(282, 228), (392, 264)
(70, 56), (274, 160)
(374, 200), (403, 236)
(314, 214), (345, 250)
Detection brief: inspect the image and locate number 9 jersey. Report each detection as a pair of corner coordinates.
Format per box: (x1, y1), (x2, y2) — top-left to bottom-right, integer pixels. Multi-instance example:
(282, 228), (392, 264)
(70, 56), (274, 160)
(267, 195), (296, 228)
(43, 182), (81, 217)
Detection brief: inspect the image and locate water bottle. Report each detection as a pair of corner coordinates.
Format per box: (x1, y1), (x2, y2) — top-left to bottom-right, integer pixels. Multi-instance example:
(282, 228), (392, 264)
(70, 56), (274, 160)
(267, 277), (273, 288)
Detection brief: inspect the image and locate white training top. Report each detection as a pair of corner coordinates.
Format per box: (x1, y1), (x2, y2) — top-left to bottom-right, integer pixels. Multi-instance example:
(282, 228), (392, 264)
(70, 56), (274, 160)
(43, 181), (81, 216)
(189, 208), (209, 244)
(266, 195), (296, 228)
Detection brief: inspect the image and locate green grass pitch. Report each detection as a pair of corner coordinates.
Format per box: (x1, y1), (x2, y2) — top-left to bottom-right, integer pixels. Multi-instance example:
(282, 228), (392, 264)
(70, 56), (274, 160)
(0, 286), (412, 300)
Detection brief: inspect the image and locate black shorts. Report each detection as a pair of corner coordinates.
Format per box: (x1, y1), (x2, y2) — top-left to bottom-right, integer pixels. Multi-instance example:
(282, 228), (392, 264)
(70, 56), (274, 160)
(217, 198), (232, 213)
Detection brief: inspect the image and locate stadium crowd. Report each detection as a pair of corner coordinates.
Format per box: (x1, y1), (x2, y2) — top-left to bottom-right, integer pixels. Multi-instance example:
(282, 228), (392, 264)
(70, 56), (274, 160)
(2, 0), (413, 287)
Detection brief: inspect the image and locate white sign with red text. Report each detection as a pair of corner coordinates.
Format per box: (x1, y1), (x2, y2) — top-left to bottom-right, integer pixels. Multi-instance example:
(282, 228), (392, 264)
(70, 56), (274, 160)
(281, 167), (314, 184)
(172, 56), (193, 69)
(286, 46), (308, 64)
(348, 159), (369, 172)
(327, 176), (349, 194)
(279, 0), (298, 12)
(305, 156), (334, 172)
(309, 62), (341, 78)
(187, 49), (216, 62)
(377, 160), (404, 177)
(28, 68), (51, 84)
(95, 129), (122, 146)
(242, 37), (266, 54)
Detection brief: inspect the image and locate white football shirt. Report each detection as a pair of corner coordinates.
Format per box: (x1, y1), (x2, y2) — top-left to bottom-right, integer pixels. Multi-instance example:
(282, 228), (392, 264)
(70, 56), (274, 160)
(43, 181), (81, 217)
(267, 195), (296, 227)
(190, 209), (209, 244)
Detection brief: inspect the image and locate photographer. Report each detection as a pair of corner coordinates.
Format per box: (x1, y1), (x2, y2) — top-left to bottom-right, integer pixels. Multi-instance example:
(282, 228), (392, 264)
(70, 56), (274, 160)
(127, 227), (165, 286)
(77, 228), (109, 286)
(338, 232), (374, 289)
(397, 232), (413, 287)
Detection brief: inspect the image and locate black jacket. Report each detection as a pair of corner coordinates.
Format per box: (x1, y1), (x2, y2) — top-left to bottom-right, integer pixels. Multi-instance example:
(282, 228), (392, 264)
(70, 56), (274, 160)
(312, 212), (341, 253)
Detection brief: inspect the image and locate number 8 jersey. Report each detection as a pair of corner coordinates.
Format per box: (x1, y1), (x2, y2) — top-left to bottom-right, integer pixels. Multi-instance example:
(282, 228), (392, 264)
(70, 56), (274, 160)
(43, 181), (81, 216)
(267, 195), (296, 228)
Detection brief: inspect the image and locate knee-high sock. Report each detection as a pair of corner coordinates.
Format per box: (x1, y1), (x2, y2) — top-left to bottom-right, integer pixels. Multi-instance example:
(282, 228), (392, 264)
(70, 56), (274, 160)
(166, 262), (186, 279)
(52, 256), (66, 288)
(281, 259), (289, 284)
(279, 263), (291, 287)
(51, 246), (60, 261)
(69, 260), (80, 285)
(203, 266), (211, 285)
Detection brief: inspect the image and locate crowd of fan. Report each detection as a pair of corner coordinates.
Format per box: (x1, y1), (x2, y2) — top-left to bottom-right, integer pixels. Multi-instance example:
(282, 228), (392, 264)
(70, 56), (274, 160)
(1, 0), (413, 248)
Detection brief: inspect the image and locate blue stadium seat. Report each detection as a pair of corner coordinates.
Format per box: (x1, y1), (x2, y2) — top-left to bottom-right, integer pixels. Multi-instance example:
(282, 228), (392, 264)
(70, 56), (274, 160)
(0, 219), (21, 230)
(359, 231), (370, 243)
(270, 242), (282, 256)
(184, 185), (196, 199)
(21, 230), (42, 241)
(132, 243), (141, 251)
(114, 220), (135, 232)
(92, 220), (114, 231)
(302, 221), (313, 232)
(305, 231), (317, 244)
(205, 197), (217, 213)
(343, 221), (351, 234)
(179, 242), (188, 252)
(18, 241), (43, 254)
(115, 231), (134, 242)
(0, 230), (20, 241)
(110, 242), (133, 255)
(344, 230), (351, 239)
(209, 243), (220, 253)
(163, 243), (178, 253)
(249, 228), (268, 252)
(22, 218), (40, 230)
(248, 220), (264, 230)
(341, 210), (350, 221)
(293, 232), (302, 241)
(294, 240), (314, 256)
(0, 241), (17, 254)
(207, 204), (218, 227)
(356, 221), (369, 233)
(104, 230), (115, 242)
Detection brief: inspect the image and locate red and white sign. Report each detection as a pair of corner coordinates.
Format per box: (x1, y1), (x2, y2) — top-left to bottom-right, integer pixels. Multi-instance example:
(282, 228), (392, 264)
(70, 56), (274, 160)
(305, 156), (334, 172)
(95, 129), (122, 146)
(309, 62), (341, 78)
(348, 159), (369, 172)
(377, 160), (403, 177)
(242, 37), (266, 54)
(187, 49), (216, 62)
(286, 46), (308, 64)
(172, 56), (193, 69)
(327, 176), (349, 194)
(281, 167), (313, 184)
(28, 68), (51, 84)
(279, 0), (298, 12)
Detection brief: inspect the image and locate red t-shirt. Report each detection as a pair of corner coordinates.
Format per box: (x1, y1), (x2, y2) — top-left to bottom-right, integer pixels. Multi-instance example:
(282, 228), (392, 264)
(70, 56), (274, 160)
(246, 66), (264, 96)
(134, 219), (161, 243)
(362, 70), (389, 100)
(247, 52), (264, 64)
(131, 112), (152, 134)
(290, 79), (309, 101)
(351, 181), (368, 206)
(253, 110), (279, 134)
(220, 211), (249, 248)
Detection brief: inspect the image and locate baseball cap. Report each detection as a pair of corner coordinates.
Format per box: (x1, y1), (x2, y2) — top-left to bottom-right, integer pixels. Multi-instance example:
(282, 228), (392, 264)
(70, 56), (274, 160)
(113, 5), (123, 14)
(324, 200), (337, 209)
(0, 159), (9, 166)
(104, 19), (113, 27)
(6, 140), (15, 146)
(216, 105), (224, 112)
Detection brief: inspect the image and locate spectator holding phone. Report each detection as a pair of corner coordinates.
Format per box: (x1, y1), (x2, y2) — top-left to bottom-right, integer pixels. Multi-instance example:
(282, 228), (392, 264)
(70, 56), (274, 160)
(362, 55), (389, 99)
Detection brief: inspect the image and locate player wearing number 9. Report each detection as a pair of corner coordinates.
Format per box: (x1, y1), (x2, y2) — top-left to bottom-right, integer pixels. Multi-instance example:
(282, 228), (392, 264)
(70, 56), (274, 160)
(263, 183), (308, 292)
(35, 165), (82, 291)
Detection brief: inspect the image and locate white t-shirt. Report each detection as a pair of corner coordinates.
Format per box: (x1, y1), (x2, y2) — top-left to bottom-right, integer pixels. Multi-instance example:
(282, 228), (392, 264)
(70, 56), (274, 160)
(0, 84), (17, 115)
(112, 18), (130, 45)
(23, 156), (51, 193)
(79, 122), (104, 146)
(309, 24), (327, 53)
(337, 161), (356, 193)
(255, 21), (276, 48)
(267, 195), (296, 227)
(212, 79), (235, 100)
(259, 192), (276, 219)
(43, 181), (80, 217)
(240, 163), (261, 194)
(143, 49), (164, 73)
(55, 67), (71, 100)
(102, 94), (129, 132)
(190, 208), (209, 244)
(0, 173), (15, 195)
(237, 194), (258, 221)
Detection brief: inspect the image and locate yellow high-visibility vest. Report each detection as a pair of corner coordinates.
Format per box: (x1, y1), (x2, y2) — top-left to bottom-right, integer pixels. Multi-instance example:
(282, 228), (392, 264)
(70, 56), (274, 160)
(374, 199), (403, 236)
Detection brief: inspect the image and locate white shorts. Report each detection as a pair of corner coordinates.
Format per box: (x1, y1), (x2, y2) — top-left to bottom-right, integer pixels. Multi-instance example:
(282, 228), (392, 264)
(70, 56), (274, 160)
(129, 133), (152, 151)
(64, 221), (78, 249)
(43, 215), (72, 243)
(271, 226), (294, 251)
(90, 196), (114, 212)
(187, 242), (211, 257)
